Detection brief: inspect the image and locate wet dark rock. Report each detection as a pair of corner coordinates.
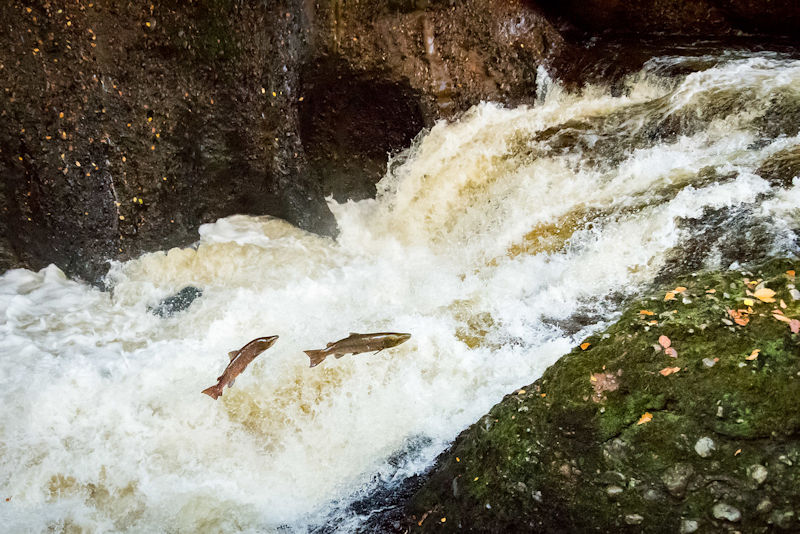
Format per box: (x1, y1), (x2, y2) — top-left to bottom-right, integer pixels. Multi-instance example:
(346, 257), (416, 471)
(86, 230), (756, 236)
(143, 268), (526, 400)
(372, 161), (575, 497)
(404, 259), (800, 533)
(149, 286), (203, 318)
(757, 146), (800, 188)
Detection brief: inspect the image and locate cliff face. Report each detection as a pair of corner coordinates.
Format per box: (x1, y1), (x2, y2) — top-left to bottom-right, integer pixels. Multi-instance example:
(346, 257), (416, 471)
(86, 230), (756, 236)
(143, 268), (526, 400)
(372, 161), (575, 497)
(1, 1), (798, 282)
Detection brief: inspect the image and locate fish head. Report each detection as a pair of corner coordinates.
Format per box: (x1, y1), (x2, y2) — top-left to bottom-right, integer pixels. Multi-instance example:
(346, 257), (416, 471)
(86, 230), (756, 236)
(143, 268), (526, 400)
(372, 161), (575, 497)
(384, 332), (412, 347)
(251, 335), (279, 352)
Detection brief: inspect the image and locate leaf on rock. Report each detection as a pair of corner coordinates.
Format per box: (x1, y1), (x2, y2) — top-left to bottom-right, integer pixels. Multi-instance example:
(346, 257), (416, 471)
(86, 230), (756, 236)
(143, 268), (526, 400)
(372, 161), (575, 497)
(754, 287), (776, 303)
(728, 309), (749, 326)
(639, 310), (655, 316)
(658, 335), (671, 349)
(791, 319), (800, 334)
(743, 298), (754, 307)
(674, 286), (687, 293)
(665, 347), (678, 358)
(659, 366), (680, 376)
(746, 349), (760, 361)
(664, 292), (676, 301)
(637, 412), (653, 425)
(580, 342), (591, 350)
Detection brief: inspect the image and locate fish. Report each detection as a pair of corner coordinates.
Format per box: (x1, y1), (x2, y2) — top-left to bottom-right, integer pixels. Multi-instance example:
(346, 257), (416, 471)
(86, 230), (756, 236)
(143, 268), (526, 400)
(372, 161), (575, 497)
(304, 332), (411, 368)
(202, 335), (279, 399)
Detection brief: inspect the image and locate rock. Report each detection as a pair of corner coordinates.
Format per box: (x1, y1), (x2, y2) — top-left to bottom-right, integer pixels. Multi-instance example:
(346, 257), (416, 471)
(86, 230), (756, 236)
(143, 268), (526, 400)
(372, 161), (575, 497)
(149, 286), (203, 317)
(748, 464), (768, 486)
(712, 503), (741, 522)
(405, 259), (800, 534)
(662, 463), (694, 498)
(625, 514), (644, 525)
(757, 499), (773, 514)
(771, 510), (795, 530)
(694, 437), (716, 458)
(680, 519), (699, 534)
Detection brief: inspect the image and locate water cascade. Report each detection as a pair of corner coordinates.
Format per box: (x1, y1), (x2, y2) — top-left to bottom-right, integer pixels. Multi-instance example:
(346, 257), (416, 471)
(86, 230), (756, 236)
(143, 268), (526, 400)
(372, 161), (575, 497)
(2, 54), (799, 532)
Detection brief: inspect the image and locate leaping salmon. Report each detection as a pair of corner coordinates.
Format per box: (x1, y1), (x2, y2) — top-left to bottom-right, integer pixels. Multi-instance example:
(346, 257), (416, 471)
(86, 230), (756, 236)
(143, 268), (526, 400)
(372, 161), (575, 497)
(202, 335), (279, 399)
(304, 332), (411, 367)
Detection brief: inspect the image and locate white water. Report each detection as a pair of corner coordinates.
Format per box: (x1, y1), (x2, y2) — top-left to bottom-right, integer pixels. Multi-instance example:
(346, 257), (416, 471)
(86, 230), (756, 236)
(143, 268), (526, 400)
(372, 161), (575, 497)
(2, 55), (799, 532)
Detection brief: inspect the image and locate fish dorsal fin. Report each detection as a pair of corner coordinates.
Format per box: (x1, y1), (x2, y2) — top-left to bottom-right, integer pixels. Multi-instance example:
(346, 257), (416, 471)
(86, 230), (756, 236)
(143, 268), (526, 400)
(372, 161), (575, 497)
(326, 342), (335, 347)
(227, 378), (235, 388)
(349, 332), (359, 337)
(228, 350), (239, 361)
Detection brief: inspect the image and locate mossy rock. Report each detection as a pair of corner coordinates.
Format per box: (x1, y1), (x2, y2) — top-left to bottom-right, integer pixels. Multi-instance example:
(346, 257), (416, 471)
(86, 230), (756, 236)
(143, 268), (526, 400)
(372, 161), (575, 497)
(407, 258), (800, 533)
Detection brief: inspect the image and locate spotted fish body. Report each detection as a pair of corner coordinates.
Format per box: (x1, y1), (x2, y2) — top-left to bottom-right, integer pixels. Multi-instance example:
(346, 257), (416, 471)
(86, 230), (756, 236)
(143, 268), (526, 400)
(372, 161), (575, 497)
(304, 332), (411, 367)
(202, 336), (279, 399)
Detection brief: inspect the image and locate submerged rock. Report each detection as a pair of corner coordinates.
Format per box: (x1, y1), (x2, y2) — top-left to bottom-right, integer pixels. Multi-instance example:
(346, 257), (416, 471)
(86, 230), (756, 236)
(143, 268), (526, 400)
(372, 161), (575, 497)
(406, 258), (800, 533)
(149, 286), (203, 317)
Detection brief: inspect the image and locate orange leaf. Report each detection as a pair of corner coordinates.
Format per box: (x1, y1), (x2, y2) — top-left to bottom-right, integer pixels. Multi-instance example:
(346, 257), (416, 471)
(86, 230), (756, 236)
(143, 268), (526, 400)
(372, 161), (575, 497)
(665, 347), (678, 358)
(787, 270), (796, 277)
(639, 310), (655, 316)
(706, 289), (716, 294)
(658, 335), (671, 349)
(753, 287), (776, 303)
(580, 342), (591, 350)
(659, 366), (680, 376)
(664, 292), (676, 301)
(637, 412), (653, 425)
(746, 349), (760, 361)
(728, 309), (749, 326)
(674, 286), (687, 293)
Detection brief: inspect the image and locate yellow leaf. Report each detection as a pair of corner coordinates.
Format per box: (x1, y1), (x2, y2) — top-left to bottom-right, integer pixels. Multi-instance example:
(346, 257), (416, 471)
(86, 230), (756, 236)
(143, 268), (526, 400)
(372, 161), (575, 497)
(637, 412), (653, 425)
(580, 342), (591, 350)
(753, 287), (776, 303)
(743, 298), (754, 306)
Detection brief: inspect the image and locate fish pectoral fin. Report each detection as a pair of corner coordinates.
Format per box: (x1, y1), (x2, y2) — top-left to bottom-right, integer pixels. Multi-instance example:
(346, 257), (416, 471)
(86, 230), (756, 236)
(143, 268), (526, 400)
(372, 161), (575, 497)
(334, 353), (345, 359)
(227, 378), (235, 388)
(228, 351), (238, 361)
(326, 342), (335, 348)
(349, 332), (359, 337)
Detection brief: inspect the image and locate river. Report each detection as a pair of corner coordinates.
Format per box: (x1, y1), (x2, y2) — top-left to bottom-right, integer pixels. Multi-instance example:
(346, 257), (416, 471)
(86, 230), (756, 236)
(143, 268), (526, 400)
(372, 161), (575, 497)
(2, 53), (799, 532)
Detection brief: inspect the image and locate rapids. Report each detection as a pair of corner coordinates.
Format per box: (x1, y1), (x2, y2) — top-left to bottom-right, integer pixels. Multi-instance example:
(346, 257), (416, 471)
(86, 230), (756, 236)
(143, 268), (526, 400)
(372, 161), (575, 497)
(2, 53), (799, 532)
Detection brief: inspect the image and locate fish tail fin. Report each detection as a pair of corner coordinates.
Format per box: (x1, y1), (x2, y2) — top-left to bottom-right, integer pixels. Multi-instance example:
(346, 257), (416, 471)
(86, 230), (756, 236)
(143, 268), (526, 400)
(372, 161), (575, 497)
(202, 383), (223, 400)
(305, 349), (328, 368)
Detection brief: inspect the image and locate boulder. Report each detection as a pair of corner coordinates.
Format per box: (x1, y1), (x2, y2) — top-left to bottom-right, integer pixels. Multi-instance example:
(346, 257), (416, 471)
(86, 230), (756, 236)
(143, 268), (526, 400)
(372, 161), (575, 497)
(406, 259), (800, 533)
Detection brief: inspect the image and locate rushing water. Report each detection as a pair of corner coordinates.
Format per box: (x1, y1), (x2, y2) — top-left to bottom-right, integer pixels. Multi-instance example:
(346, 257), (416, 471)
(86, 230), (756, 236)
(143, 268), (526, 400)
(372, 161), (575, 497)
(2, 54), (800, 533)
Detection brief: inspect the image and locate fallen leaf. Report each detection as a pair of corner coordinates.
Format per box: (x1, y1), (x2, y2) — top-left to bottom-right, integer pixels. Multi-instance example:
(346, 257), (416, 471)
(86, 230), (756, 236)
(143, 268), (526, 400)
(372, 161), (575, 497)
(674, 286), (687, 293)
(659, 366), (680, 376)
(658, 335), (671, 349)
(706, 288), (716, 294)
(648, 320), (658, 325)
(754, 287), (777, 303)
(664, 291), (676, 301)
(787, 270), (796, 277)
(580, 342), (591, 350)
(728, 309), (749, 326)
(791, 320), (800, 334)
(665, 347), (678, 358)
(780, 299), (787, 309)
(637, 412), (653, 425)
(734, 449), (742, 456)
(517, 389), (525, 395)
(743, 298), (755, 307)
(773, 313), (792, 324)
(639, 310), (655, 316)
(746, 349), (760, 361)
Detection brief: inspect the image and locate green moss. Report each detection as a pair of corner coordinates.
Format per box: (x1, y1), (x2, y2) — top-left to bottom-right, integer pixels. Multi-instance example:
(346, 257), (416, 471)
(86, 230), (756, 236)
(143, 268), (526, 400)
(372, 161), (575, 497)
(408, 258), (800, 533)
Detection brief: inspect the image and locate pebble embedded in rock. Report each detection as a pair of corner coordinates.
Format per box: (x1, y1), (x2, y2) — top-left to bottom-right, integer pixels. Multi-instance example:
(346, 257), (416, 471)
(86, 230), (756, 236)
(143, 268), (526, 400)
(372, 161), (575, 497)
(606, 485), (624, 498)
(771, 510), (795, 529)
(712, 503), (741, 522)
(694, 437), (716, 458)
(748, 464), (768, 485)
(624, 514), (644, 525)
(702, 357), (716, 367)
(680, 519), (699, 533)
(757, 499), (773, 514)
(662, 463), (694, 498)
